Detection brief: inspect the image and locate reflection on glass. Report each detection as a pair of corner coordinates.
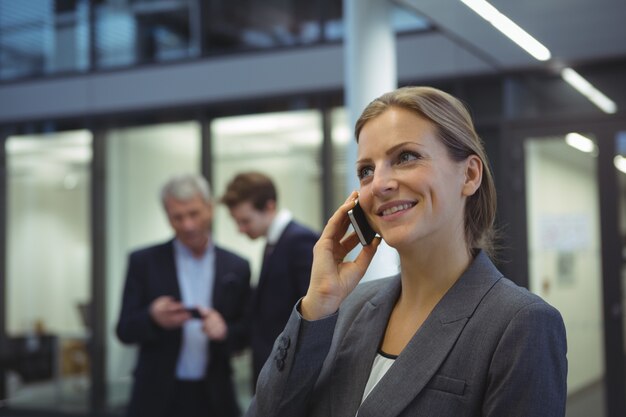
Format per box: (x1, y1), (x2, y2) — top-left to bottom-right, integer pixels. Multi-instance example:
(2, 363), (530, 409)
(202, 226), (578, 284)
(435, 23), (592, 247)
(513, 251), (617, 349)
(95, 0), (197, 68)
(0, 0), (89, 80)
(524, 135), (605, 417)
(5, 130), (92, 412)
(105, 121), (200, 410)
(324, 3), (430, 41)
(205, 0), (324, 51)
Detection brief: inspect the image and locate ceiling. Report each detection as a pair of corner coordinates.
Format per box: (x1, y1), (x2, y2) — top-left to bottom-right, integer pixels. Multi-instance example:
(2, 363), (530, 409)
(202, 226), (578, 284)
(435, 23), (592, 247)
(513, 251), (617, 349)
(396, 0), (626, 74)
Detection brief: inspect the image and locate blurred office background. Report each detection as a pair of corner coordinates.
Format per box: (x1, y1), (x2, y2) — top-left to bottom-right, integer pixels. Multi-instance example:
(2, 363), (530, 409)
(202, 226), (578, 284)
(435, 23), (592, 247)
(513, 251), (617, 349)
(0, 0), (625, 416)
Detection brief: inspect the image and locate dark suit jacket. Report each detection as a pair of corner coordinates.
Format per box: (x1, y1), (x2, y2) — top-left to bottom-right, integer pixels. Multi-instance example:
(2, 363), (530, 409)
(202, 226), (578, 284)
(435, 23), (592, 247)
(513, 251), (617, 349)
(116, 239), (251, 417)
(250, 220), (319, 383)
(247, 251), (568, 417)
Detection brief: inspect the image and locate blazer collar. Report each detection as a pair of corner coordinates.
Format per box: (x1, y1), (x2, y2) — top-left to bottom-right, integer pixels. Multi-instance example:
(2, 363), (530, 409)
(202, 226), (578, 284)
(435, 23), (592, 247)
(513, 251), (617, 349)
(333, 250), (503, 417)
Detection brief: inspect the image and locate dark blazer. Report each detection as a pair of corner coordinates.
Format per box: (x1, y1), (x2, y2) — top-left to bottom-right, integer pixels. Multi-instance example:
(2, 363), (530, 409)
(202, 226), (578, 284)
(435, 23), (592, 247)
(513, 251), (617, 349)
(250, 220), (319, 384)
(247, 251), (568, 417)
(116, 239), (251, 417)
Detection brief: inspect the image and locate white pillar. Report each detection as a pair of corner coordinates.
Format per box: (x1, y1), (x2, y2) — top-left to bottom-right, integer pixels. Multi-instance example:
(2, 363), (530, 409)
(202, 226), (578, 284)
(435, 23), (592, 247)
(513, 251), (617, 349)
(344, 0), (399, 281)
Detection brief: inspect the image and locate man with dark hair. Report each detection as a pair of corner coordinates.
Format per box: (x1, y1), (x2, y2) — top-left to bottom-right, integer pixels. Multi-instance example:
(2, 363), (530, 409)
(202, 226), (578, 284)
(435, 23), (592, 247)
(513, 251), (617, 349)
(117, 173), (251, 417)
(221, 171), (318, 386)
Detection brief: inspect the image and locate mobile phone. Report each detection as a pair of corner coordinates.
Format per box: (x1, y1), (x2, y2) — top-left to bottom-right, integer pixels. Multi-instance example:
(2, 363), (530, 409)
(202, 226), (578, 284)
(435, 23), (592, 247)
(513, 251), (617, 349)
(348, 199), (376, 246)
(186, 307), (203, 319)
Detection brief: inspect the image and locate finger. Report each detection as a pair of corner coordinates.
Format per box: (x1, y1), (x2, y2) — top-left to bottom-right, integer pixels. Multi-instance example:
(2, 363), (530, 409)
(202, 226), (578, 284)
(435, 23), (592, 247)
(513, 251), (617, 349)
(353, 236), (381, 273)
(339, 232), (361, 253)
(322, 192), (359, 241)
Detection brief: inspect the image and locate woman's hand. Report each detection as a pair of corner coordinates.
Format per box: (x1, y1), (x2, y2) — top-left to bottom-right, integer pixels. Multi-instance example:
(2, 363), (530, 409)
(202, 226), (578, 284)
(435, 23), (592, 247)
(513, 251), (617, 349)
(300, 191), (381, 320)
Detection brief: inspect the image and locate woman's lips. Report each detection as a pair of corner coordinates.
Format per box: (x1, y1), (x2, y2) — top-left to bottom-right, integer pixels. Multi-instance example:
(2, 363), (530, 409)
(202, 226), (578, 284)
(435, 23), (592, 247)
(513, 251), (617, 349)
(377, 201), (417, 217)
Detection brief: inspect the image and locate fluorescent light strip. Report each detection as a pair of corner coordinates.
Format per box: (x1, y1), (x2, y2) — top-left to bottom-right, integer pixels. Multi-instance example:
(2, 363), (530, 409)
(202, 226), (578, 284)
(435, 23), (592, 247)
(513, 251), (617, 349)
(459, 0), (551, 61)
(614, 155), (626, 174)
(565, 132), (596, 154)
(561, 68), (618, 114)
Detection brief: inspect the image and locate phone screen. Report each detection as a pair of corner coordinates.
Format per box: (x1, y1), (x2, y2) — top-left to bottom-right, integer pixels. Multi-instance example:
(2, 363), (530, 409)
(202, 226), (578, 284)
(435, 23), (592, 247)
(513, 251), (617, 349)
(348, 200), (376, 246)
(186, 307), (202, 319)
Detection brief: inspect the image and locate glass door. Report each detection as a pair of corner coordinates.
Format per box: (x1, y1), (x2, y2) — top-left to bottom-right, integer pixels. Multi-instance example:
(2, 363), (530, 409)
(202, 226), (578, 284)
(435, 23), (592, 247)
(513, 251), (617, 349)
(523, 132), (605, 417)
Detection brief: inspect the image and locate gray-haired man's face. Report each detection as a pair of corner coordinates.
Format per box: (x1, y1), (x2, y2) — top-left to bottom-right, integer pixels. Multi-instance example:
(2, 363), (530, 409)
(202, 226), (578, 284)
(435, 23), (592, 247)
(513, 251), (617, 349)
(164, 193), (213, 256)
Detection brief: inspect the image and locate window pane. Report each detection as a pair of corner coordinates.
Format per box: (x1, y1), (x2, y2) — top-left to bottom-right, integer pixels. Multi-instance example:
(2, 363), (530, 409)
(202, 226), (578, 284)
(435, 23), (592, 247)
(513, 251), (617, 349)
(105, 121), (201, 411)
(5, 130), (92, 413)
(0, 0), (90, 80)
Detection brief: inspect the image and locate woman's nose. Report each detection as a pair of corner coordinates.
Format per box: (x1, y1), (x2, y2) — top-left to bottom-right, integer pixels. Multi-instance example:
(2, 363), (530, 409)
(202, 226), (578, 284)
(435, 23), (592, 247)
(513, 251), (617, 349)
(371, 167), (397, 197)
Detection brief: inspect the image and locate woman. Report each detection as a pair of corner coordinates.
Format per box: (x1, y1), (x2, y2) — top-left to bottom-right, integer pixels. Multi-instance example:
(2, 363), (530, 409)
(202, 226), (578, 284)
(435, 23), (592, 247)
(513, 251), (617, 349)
(246, 86), (567, 417)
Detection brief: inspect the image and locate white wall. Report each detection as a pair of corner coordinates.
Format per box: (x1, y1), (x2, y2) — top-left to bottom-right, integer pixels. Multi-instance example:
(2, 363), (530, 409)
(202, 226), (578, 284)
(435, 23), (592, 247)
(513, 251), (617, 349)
(525, 138), (603, 394)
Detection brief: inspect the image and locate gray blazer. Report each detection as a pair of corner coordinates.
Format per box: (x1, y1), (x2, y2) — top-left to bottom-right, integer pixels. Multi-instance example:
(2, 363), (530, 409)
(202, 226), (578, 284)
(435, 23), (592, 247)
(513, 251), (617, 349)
(246, 251), (567, 417)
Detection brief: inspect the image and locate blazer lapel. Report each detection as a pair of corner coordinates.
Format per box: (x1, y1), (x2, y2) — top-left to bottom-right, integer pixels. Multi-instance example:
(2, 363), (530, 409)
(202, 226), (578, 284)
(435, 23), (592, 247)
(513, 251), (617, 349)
(161, 240), (182, 300)
(330, 278), (401, 417)
(357, 251), (502, 417)
(212, 247), (226, 308)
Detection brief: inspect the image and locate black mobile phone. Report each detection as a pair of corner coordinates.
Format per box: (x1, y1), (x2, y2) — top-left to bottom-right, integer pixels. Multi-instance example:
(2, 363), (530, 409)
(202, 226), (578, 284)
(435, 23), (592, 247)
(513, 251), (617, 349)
(348, 199), (376, 246)
(186, 307), (202, 319)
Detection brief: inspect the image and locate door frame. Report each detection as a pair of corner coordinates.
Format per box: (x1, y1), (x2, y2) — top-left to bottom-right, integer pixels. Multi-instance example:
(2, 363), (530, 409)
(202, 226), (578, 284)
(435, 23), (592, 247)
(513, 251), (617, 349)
(501, 115), (626, 417)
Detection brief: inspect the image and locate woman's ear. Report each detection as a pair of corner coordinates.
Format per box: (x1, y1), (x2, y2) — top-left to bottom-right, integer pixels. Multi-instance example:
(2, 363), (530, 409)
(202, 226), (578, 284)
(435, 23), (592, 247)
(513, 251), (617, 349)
(462, 155), (483, 197)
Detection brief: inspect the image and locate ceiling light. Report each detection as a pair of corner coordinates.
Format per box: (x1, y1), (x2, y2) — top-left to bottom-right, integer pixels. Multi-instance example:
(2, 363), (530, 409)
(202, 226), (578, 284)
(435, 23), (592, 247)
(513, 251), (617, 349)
(614, 155), (626, 174)
(561, 68), (617, 114)
(565, 132), (596, 154)
(459, 0), (551, 61)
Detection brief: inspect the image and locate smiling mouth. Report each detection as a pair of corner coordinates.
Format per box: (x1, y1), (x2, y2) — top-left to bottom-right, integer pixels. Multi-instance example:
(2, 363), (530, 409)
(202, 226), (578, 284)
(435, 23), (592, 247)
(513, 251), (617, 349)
(379, 202), (416, 216)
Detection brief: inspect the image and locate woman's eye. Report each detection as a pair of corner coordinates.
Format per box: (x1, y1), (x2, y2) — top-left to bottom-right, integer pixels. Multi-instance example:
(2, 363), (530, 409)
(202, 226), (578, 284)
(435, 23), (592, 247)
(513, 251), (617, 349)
(398, 151), (419, 163)
(357, 166), (374, 180)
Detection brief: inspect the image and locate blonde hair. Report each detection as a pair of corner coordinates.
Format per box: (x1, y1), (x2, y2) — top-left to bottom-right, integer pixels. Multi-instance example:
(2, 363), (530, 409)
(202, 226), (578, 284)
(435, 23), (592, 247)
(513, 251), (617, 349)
(355, 86), (497, 256)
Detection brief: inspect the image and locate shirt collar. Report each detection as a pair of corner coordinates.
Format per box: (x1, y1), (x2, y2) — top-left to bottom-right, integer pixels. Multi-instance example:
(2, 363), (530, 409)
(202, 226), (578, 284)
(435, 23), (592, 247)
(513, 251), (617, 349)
(267, 209), (292, 244)
(173, 237), (215, 258)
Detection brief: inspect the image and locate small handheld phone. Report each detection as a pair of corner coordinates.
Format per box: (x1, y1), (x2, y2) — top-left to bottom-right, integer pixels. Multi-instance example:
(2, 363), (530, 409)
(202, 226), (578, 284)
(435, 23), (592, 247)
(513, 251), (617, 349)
(348, 199), (376, 246)
(186, 307), (203, 319)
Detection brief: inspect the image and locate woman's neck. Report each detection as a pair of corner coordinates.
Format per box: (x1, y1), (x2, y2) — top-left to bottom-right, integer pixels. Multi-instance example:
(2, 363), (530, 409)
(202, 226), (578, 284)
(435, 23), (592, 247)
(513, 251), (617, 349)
(396, 240), (472, 309)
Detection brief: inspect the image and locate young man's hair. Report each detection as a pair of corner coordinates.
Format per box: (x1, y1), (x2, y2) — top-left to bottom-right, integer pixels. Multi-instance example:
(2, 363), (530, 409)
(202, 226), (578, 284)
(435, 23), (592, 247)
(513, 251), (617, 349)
(221, 171), (277, 211)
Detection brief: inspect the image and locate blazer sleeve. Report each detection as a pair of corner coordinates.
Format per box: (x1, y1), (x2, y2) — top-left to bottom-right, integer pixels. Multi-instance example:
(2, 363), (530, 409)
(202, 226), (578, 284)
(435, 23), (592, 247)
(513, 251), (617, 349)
(246, 303), (338, 417)
(116, 251), (163, 344)
(483, 301), (568, 417)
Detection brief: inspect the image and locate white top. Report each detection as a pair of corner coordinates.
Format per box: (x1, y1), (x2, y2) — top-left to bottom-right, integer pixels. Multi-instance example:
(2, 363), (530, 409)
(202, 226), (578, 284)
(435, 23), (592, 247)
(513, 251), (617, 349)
(360, 351), (396, 404)
(267, 209), (293, 244)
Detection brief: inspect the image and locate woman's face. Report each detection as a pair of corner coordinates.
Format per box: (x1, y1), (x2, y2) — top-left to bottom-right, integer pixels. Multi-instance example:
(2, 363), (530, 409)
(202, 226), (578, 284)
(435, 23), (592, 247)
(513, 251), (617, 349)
(356, 107), (476, 252)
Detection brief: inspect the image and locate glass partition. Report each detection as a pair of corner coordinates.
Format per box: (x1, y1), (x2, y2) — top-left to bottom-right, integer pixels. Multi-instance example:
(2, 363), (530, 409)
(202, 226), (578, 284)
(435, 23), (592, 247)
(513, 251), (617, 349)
(104, 121), (201, 412)
(524, 134), (605, 416)
(4, 130), (92, 413)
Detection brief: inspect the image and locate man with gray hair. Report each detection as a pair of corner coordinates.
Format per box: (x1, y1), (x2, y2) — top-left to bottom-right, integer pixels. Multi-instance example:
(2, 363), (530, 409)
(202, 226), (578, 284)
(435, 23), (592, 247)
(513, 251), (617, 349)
(117, 173), (251, 417)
